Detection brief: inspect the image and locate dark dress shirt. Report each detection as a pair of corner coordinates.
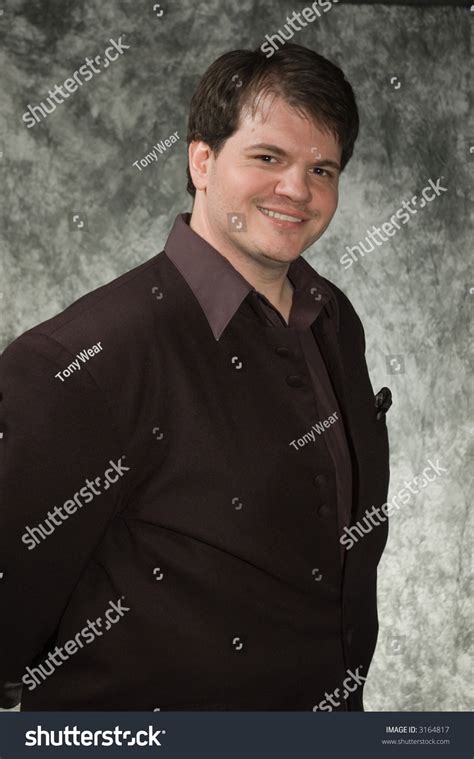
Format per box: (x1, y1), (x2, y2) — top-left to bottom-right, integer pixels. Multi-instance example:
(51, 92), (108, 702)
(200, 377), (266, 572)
(166, 214), (354, 561)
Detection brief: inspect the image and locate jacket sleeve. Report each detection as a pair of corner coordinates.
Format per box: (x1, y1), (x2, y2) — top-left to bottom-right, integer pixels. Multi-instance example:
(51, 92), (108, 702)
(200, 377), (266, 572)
(0, 330), (128, 699)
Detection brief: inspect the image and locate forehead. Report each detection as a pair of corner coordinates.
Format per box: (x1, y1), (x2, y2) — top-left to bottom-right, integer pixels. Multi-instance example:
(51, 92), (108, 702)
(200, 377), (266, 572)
(233, 92), (341, 156)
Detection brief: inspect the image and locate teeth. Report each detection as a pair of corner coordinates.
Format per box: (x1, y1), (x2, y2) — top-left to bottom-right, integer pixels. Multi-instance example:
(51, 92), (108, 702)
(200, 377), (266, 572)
(258, 207), (303, 222)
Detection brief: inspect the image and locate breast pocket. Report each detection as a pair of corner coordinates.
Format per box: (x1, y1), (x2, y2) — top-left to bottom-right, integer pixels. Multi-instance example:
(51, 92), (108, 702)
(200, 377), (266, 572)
(348, 372), (391, 501)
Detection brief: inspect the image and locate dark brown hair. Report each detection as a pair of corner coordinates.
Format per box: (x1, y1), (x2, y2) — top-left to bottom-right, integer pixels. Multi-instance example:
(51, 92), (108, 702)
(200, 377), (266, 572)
(186, 43), (359, 197)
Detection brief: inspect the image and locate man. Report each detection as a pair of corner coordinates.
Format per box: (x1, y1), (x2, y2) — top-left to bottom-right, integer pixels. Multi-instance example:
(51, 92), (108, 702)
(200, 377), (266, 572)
(0, 43), (391, 711)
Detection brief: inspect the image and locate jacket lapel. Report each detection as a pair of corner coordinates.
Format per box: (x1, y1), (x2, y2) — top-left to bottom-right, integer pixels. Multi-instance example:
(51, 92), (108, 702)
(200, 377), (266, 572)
(311, 307), (362, 515)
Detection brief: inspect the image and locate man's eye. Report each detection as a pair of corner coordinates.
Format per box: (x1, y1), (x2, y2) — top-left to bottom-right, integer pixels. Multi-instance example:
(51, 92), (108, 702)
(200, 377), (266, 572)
(312, 167), (331, 177)
(254, 157), (332, 177)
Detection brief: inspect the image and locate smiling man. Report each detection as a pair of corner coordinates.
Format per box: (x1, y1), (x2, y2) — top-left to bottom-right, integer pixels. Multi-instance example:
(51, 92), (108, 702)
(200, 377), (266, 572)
(0, 43), (391, 711)
(187, 93), (341, 323)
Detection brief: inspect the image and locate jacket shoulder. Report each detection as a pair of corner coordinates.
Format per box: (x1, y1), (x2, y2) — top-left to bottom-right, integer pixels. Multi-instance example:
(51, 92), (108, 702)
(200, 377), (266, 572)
(2, 250), (168, 361)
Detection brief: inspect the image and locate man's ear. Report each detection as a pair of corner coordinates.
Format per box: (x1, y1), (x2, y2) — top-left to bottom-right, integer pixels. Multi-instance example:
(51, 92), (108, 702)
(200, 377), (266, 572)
(188, 141), (212, 192)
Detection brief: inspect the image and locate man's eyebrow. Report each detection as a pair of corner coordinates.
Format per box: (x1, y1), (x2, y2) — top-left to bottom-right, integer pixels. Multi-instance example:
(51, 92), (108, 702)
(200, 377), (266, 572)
(244, 143), (341, 170)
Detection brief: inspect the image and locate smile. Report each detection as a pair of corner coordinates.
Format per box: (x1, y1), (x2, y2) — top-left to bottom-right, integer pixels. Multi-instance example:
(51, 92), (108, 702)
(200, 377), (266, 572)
(257, 206), (306, 224)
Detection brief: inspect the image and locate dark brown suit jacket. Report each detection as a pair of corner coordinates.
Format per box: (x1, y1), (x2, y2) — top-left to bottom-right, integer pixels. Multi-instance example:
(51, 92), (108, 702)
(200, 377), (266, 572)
(0, 214), (390, 711)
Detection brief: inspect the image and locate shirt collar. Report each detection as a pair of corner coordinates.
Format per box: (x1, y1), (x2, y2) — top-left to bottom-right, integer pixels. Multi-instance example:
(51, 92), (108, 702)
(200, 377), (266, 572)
(164, 212), (339, 340)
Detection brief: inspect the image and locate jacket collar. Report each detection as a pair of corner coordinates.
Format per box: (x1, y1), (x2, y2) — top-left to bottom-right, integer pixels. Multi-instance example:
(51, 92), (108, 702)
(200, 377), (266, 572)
(164, 212), (339, 340)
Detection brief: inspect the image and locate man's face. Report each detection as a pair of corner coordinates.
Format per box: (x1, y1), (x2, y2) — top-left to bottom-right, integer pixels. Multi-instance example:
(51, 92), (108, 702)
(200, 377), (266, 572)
(190, 94), (342, 269)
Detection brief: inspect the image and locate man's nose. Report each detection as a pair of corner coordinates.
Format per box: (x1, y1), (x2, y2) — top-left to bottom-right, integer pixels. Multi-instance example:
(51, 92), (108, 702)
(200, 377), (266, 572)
(274, 167), (312, 203)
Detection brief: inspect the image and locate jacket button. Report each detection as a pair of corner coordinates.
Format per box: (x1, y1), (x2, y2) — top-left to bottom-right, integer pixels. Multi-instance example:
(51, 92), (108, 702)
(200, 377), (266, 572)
(275, 346), (292, 358)
(312, 474), (327, 488)
(317, 503), (330, 517)
(286, 374), (303, 387)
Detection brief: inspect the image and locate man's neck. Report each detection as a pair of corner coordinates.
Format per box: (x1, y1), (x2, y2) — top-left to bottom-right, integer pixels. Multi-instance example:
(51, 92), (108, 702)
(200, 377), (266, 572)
(189, 206), (294, 321)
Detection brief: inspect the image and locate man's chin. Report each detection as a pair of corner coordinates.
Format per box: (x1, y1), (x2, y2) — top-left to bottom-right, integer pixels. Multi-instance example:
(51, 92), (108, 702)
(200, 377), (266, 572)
(257, 231), (313, 258)
(258, 245), (306, 265)
(252, 221), (321, 255)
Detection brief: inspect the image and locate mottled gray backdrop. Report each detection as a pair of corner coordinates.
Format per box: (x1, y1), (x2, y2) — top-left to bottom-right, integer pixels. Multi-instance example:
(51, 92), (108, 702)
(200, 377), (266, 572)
(0, 0), (471, 711)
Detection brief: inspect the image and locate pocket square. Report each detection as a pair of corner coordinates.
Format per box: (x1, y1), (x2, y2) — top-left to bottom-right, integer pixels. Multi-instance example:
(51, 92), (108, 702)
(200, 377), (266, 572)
(375, 386), (392, 420)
